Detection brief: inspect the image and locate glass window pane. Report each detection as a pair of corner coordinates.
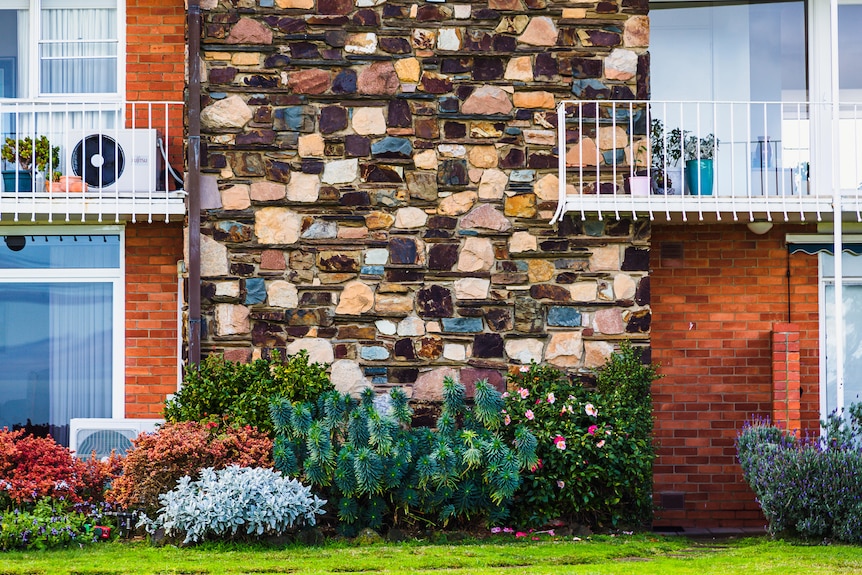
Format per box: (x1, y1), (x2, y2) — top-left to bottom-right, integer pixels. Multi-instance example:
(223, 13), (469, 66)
(823, 283), (862, 415)
(0, 282), (112, 446)
(0, 10), (22, 98)
(0, 234), (120, 269)
(39, 6), (117, 95)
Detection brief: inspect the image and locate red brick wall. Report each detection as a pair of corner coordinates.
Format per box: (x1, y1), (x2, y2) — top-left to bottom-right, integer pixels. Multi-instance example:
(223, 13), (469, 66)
(125, 0), (185, 167)
(650, 223), (820, 527)
(121, 0), (186, 417)
(124, 222), (184, 417)
(126, 0), (185, 102)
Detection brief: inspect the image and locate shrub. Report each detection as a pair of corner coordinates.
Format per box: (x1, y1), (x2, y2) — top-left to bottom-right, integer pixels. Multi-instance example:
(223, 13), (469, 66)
(108, 421), (272, 515)
(0, 428), (121, 507)
(164, 350), (333, 436)
(502, 344), (657, 529)
(738, 412), (862, 542)
(144, 466), (326, 544)
(0, 498), (102, 551)
(270, 379), (537, 534)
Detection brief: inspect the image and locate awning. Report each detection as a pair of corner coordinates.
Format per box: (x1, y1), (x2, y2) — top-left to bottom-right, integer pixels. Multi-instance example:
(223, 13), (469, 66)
(786, 234), (862, 255)
(789, 243), (862, 255)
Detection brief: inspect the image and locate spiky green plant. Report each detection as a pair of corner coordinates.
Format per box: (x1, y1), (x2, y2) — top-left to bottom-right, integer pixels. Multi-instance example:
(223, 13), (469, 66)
(269, 377), (537, 532)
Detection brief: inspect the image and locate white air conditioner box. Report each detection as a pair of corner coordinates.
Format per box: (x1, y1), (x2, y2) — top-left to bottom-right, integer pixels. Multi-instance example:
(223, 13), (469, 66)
(68, 129), (161, 193)
(69, 418), (163, 459)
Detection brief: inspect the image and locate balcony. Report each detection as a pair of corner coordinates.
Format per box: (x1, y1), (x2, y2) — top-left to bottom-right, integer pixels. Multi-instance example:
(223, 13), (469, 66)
(0, 100), (186, 223)
(554, 100), (862, 225)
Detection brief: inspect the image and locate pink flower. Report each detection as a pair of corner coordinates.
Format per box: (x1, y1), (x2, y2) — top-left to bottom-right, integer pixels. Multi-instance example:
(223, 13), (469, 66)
(504, 414), (511, 426)
(532, 537), (540, 541)
(501, 392), (509, 398)
(548, 529), (555, 536)
(535, 398), (541, 405)
(525, 409), (534, 421)
(516, 531), (528, 538)
(547, 392), (555, 404)
(588, 425), (598, 435)
(490, 527), (502, 534)
(518, 387), (529, 399)
(585, 403), (598, 417)
(503, 527), (514, 533)
(553, 435), (566, 450)
(519, 365), (530, 373)
(596, 440), (606, 448)
(556, 480), (565, 488)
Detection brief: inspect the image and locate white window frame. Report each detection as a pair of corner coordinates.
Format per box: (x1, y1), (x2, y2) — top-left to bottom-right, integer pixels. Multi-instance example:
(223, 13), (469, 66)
(1, 0), (125, 103)
(0, 223), (126, 418)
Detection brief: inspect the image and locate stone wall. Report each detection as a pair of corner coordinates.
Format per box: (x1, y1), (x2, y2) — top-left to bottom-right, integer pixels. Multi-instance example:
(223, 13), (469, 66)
(194, 0), (652, 399)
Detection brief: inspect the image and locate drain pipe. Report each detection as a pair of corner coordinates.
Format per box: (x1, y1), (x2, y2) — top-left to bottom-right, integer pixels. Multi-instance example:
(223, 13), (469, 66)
(187, 0), (202, 368)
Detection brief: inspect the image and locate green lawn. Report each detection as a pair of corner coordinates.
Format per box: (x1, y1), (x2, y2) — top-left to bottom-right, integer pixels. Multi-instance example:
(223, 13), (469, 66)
(3, 535), (862, 574)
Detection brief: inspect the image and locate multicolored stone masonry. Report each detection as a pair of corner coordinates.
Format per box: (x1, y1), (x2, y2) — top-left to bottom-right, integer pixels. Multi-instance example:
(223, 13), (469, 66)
(196, 0), (651, 399)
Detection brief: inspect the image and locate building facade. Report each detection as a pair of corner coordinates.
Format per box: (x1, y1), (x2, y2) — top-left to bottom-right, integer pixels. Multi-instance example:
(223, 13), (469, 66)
(0, 0), (186, 446)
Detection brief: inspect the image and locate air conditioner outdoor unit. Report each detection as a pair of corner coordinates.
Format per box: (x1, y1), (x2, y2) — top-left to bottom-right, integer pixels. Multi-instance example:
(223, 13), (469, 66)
(67, 129), (160, 193)
(69, 418), (163, 459)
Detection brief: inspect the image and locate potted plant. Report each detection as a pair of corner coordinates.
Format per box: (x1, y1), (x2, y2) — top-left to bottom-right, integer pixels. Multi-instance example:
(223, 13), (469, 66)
(1, 136), (59, 193)
(650, 119), (683, 195)
(684, 132), (718, 196)
(45, 171), (87, 193)
(628, 140), (652, 197)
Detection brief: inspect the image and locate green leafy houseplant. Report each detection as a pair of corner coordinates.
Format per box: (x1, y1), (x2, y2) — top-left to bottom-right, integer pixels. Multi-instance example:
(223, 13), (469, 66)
(1, 136), (60, 174)
(649, 119), (682, 189)
(684, 132), (717, 161)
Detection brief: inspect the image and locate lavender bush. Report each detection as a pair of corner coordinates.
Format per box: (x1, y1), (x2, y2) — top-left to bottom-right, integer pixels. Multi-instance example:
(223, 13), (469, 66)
(737, 409), (862, 542)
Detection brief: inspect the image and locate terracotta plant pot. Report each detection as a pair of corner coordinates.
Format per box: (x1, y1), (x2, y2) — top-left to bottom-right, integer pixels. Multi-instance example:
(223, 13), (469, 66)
(45, 176), (87, 193)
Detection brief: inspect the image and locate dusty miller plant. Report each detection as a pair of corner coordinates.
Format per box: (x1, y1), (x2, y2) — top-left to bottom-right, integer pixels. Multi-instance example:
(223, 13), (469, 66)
(143, 465), (325, 544)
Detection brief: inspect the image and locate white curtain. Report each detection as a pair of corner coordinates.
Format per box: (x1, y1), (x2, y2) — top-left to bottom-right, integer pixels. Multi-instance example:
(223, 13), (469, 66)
(39, 4), (117, 95)
(48, 282), (112, 446)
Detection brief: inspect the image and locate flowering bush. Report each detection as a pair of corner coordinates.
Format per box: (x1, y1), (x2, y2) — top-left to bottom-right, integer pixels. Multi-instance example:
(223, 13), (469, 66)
(0, 498), (106, 551)
(108, 421), (273, 515)
(738, 407), (862, 542)
(502, 343), (657, 528)
(144, 466), (326, 544)
(0, 428), (121, 507)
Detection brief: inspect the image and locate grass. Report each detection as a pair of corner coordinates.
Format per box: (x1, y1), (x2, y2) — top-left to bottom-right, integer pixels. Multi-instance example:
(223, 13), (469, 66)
(3, 535), (862, 575)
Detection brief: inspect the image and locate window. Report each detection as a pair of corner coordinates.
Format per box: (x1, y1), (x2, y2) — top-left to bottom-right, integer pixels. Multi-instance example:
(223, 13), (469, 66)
(820, 250), (862, 416)
(0, 0), (120, 99)
(0, 226), (124, 446)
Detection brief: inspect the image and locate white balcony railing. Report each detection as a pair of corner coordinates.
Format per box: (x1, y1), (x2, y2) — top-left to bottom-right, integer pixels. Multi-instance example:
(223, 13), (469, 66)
(554, 100), (862, 224)
(0, 100), (186, 223)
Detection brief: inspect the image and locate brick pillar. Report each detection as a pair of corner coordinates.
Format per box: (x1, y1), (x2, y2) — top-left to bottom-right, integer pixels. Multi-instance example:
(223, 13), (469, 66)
(772, 322), (801, 433)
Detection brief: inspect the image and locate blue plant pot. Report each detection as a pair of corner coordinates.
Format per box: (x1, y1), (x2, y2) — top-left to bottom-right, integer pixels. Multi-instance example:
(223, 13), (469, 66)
(1, 170), (33, 193)
(685, 159), (714, 196)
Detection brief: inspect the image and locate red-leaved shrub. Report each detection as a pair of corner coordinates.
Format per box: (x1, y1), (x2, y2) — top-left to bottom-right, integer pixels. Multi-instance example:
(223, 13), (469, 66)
(0, 428), (122, 506)
(107, 421), (273, 514)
